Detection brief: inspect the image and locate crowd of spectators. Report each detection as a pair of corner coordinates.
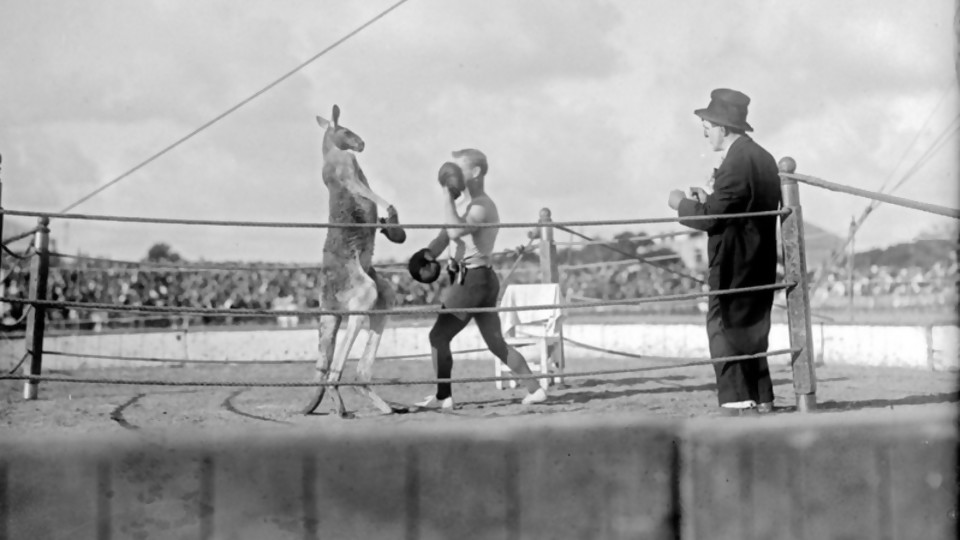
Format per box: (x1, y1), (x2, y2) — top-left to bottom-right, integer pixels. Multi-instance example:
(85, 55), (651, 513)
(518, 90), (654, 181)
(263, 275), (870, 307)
(810, 254), (958, 311)
(1, 244), (956, 332)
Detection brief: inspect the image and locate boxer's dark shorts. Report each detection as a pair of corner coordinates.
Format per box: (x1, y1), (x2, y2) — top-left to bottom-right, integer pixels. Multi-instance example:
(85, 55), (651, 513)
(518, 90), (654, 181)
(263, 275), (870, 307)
(440, 266), (498, 321)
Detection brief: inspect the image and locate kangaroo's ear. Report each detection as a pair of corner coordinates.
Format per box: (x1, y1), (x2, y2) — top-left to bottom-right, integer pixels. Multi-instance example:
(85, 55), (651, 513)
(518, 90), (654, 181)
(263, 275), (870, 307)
(332, 105), (340, 127)
(315, 116), (330, 130)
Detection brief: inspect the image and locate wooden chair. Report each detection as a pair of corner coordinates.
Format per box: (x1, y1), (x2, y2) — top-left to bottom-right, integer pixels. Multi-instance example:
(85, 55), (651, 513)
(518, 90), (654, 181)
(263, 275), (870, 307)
(495, 283), (565, 390)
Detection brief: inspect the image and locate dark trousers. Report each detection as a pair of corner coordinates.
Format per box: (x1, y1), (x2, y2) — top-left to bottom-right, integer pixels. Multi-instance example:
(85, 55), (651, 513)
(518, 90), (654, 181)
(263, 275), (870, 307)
(706, 296), (774, 405)
(429, 267), (535, 399)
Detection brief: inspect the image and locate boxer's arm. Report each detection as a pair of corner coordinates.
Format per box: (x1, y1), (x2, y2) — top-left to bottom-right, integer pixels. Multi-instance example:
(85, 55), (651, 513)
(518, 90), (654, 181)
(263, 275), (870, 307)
(445, 201), (484, 240)
(426, 229), (450, 258)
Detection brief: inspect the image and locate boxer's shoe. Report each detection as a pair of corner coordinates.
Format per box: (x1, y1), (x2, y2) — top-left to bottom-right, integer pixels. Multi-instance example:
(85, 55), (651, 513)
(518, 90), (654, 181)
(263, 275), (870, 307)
(757, 402), (775, 414)
(717, 401), (760, 417)
(416, 395), (455, 410)
(717, 407), (760, 417)
(521, 387), (547, 405)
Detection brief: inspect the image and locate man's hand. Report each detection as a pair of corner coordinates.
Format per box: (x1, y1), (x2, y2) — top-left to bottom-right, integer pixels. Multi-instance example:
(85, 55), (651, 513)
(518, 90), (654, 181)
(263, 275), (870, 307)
(689, 187), (709, 204)
(668, 189), (687, 210)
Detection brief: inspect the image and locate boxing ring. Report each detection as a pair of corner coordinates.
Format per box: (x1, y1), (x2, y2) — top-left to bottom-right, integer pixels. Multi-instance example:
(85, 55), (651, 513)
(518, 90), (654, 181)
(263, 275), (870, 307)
(0, 165), (809, 410)
(0, 157), (957, 539)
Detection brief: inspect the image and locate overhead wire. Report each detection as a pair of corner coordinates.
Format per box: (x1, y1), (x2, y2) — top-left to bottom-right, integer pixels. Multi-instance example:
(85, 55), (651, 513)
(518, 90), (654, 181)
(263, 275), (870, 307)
(58, 0), (414, 214)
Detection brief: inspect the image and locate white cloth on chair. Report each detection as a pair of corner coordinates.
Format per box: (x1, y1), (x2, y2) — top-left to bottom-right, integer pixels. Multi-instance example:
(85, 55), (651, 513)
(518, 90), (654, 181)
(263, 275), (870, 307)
(499, 283), (564, 338)
(496, 284), (565, 391)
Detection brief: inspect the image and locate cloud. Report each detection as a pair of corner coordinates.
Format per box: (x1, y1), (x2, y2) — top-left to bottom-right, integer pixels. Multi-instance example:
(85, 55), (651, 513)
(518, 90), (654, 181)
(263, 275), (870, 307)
(0, 0), (955, 263)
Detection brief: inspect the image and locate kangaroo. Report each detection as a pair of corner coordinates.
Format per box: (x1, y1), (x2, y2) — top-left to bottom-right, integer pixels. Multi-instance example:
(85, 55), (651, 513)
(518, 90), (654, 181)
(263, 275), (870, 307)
(302, 104), (407, 417)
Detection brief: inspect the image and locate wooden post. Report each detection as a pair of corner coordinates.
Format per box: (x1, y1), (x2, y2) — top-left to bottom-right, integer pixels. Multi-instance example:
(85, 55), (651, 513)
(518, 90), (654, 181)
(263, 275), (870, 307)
(847, 216), (855, 321)
(778, 157), (817, 412)
(925, 325), (936, 371)
(537, 208), (559, 284)
(23, 217), (50, 400)
(0, 151), (4, 274)
(536, 208), (565, 386)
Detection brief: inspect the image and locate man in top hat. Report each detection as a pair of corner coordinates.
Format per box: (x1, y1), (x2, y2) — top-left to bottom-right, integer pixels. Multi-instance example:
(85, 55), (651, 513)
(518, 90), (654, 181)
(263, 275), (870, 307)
(667, 88), (781, 415)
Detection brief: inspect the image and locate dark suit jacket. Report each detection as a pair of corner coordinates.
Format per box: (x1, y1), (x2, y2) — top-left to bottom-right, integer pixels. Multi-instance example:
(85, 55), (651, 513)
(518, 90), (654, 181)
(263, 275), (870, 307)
(677, 135), (781, 353)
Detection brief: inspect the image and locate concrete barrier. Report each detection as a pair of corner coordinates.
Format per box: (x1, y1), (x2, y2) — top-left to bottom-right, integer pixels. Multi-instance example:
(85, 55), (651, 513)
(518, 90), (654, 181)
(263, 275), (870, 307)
(3, 323), (957, 371)
(0, 415), (679, 540)
(681, 408), (958, 540)
(2, 409), (955, 539)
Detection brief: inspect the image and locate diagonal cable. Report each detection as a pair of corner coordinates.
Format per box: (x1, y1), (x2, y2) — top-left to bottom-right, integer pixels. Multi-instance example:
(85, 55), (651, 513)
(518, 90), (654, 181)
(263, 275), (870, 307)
(59, 0), (413, 213)
(810, 112), (960, 294)
(555, 225), (706, 285)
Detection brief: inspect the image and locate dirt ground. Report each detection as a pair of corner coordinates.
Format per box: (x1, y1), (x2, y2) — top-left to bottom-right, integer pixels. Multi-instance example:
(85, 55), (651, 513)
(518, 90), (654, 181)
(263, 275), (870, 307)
(2, 356), (957, 440)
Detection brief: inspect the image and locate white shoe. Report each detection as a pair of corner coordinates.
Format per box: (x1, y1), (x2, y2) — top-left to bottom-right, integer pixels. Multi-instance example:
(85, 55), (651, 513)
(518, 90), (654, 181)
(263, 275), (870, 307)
(415, 395), (455, 410)
(720, 400), (757, 410)
(521, 387), (547, 405)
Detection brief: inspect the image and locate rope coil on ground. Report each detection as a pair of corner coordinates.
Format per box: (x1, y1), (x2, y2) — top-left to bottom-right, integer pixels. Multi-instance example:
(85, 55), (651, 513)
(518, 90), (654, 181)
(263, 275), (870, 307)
(0, 348), (800, 388)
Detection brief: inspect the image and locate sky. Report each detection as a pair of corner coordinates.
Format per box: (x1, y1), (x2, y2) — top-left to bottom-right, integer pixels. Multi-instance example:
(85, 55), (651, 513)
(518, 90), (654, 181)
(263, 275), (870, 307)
(1, 0), (957, 264)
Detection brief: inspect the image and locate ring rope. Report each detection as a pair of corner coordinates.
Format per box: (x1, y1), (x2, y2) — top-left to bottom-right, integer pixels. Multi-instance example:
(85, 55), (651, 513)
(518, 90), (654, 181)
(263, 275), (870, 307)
(496, 238), (537, 292)
(47, 241), (536, 273)
(553, 229), (701, 247)
(0, 310), (31, 331)
(0, 348), (799, 388)
(0, 209), (791, 229)
(0, 282), (792, 317)
(559, 254), (682, 272)
(1, 227), (40, 246)
(781, 172), (960, 219)
(36, 343), (535, 365)
(556, 224), (706, 284)
(48, 253), (331, 272)
(556, 224), (841, 321)
(1, 243), (35, 261)
(5, 352), (29, 374)
(566, 293), (699, 306)
(560, 335), (689, 360)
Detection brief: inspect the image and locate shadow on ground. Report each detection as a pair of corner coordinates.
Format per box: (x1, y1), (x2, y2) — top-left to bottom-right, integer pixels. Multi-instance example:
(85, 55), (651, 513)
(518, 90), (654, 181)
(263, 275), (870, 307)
(547, 377), (850, 406)
(818, 391), (960, 412)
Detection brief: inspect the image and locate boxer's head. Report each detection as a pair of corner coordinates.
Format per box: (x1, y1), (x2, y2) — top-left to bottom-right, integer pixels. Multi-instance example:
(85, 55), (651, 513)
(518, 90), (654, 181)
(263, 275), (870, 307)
(451, 148), (487, 186)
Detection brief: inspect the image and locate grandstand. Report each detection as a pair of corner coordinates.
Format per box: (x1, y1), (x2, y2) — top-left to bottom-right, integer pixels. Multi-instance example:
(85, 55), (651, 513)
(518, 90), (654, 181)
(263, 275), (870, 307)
(2, 222), (955, 332)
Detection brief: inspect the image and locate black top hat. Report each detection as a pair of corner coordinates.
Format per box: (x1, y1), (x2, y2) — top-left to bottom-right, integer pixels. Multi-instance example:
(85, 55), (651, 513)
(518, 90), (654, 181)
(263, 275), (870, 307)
(694, 88), (753, 132)
(408, 248), (441, 284)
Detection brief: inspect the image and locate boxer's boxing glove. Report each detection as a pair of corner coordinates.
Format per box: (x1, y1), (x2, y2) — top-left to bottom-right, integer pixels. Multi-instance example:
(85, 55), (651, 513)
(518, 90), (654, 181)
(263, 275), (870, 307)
(408, 248), (441, 284)
(437, 161), (465, 199)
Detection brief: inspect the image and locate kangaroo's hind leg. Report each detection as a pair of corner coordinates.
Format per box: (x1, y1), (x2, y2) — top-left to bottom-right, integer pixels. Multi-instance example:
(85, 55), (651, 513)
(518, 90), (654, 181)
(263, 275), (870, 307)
(302, 314), (341, 415)
(355, 273), (406, 414)
(327, 314), (366, 418)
